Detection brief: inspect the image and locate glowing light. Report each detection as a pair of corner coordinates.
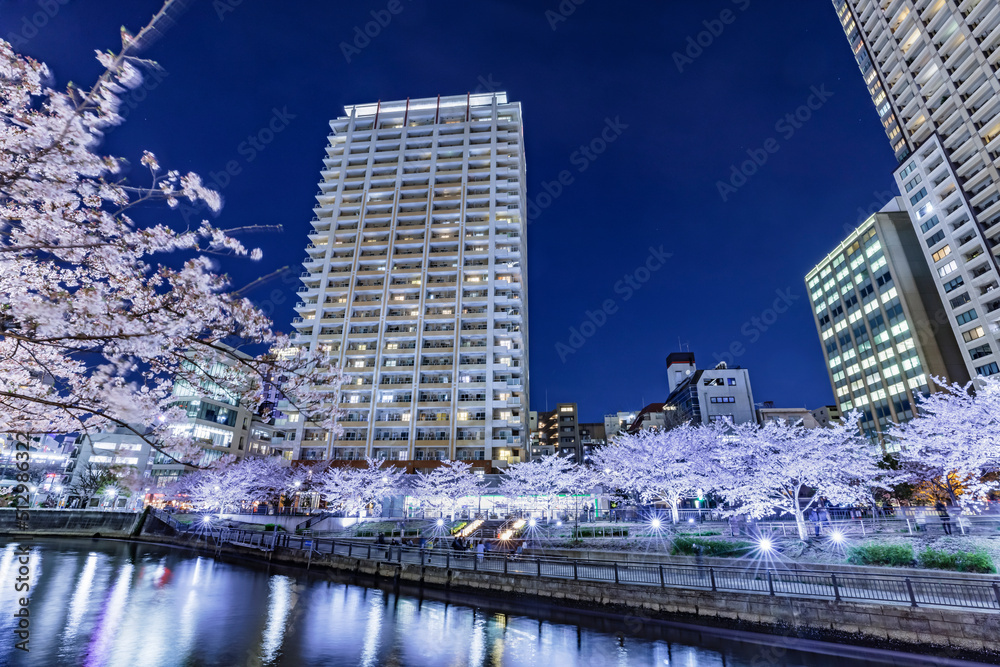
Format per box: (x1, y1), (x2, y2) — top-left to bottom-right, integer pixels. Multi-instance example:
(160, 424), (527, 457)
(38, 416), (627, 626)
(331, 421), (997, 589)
(556, 521), (563, 526)
(687, 518), (695, 524)
(758, 537), (775, 553)
(830, 530), (845, 544)
(528, 518), (536, 528)
(202, 515), (212, 524)
(436, 518), (445, 527)
(651, 518), (662, 530)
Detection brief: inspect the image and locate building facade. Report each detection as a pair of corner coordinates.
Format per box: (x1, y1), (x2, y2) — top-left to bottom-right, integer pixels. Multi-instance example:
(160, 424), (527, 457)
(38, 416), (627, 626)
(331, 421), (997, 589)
(289, 93), (529, 463)
(806, 200), (970, 440)
(833, 0), (1000, 379)
(603, 411), (637, 441)
(534, 403), (581, 461)
(663, 353), (757, 425)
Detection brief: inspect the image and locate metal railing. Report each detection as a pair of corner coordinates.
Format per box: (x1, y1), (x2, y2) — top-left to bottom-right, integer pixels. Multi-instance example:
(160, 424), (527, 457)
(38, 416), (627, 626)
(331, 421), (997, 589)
(218, 530), (1000, 612)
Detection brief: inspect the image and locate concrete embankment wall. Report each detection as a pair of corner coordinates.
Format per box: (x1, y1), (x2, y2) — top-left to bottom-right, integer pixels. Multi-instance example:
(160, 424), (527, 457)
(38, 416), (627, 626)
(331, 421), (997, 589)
(215, 514), (363, 532)
(0, 508), (142, 537)
(234, 544), (1000, 654)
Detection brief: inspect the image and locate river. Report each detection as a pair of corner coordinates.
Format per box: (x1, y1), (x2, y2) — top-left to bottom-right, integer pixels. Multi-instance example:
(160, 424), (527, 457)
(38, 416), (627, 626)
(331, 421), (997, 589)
(0, 539), (984, 666)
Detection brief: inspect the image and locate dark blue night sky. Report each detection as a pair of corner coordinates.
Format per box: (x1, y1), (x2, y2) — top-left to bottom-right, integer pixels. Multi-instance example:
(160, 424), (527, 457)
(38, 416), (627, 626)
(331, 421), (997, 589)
(0, 0), (900, 421)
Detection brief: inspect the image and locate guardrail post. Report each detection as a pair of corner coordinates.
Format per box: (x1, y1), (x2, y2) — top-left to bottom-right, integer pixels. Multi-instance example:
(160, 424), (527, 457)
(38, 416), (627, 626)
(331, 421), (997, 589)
(905, 578), (917, 607)
(831, 573), (841, 601)
(767, 570), (775, 596)
(348, 544), (353, 558)
(614, 563), (620, 585)
(421, 549), (425, 566)
(446, 553), (451, 569)
(659, 565), (665, 588)
(992, 583), (1000, 609)
(367, 545), (372, 559)
(709, 568), (716, 592)
(504, 557), (508, 575)
(573, 561), (578, 581)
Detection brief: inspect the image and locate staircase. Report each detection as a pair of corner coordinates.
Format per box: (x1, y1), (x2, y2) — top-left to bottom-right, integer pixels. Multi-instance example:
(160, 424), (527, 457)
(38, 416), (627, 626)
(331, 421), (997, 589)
(295, 512), (335, 533)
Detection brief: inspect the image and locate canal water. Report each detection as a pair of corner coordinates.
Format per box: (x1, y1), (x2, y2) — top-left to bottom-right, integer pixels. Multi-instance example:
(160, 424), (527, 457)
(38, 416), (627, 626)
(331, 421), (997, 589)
(0, 539), (984, 667)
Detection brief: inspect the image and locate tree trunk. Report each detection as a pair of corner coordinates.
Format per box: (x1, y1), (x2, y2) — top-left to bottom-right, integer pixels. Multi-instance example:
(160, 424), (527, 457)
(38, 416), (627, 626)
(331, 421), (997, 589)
(794, 510), (808, 541)
(670, 499), (680, 524)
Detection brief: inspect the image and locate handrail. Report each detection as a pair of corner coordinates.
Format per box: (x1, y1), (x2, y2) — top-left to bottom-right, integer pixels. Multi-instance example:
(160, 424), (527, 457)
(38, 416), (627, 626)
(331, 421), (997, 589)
(210, 532), (1000, 613)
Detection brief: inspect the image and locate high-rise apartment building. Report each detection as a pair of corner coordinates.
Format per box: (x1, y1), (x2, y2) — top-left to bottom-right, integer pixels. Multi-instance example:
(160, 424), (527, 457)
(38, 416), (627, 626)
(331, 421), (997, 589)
(289, 93), (529, 463)
(806, 199), (970, 440)
(833, 0), (1000, 379)
(534, 403), (582, 461)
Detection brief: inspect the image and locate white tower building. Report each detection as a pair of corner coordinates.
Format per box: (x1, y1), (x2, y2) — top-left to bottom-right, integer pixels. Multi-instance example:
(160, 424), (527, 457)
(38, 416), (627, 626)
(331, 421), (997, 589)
(289, 93), (529, 463)
(832, 0), (1000, 380)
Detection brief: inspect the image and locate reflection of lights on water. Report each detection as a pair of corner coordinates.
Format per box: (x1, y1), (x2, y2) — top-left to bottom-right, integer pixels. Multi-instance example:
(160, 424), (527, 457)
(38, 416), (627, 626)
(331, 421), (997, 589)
(86, 563), (133, 665)
(66, 553), (100, 638)
(261, 576), (292, 665)
(359, 590), (384, 667)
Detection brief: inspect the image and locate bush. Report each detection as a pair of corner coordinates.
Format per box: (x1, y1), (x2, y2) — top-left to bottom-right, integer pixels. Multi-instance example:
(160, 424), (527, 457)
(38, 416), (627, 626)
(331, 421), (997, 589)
(846, 543), (913, 567)
(678, 530), (721, 537)
(918, 548), (996, 574)
(671, 537), (752, 558)
(261, 524), (285, 532)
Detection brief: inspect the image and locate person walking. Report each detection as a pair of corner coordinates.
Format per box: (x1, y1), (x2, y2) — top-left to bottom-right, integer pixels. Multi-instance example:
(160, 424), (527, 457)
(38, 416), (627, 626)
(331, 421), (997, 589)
(935, 501), (952, 535)
(728, 514), (740, 537)
(809, 509), (821, 537)
(476, 541), (485, 562)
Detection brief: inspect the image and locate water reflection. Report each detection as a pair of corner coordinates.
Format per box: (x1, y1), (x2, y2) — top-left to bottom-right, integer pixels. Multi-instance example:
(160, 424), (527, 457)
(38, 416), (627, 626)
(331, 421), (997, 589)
(0, 539), (978, 667)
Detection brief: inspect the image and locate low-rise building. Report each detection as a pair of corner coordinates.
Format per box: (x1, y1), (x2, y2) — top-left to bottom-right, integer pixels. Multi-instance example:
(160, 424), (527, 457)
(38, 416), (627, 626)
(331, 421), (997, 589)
(663, 352), (757, 425)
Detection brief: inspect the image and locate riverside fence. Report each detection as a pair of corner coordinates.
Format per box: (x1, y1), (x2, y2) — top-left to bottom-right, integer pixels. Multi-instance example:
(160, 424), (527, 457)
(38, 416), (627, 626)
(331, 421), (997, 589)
(215, 528), (1000, 613)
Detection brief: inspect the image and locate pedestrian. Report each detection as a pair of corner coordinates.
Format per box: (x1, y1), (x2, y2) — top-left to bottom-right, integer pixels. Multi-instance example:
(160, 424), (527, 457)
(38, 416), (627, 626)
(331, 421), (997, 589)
(936, 501), (952, 535)
(818, 506), (831, 533)
(809, 509), (821, 537)
(915, 507), (927, 532)
(376, 533), (386, 545)
(476, 541), (485, 562)
(728, 515), (740, 537)
(419, 535), (427, 549)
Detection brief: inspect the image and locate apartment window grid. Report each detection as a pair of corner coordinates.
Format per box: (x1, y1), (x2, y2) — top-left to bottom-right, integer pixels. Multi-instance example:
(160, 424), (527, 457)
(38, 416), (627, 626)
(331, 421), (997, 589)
(290, 94), (528, 461)
(808, 223), (927, 437)
(833, 0), (1000, 381)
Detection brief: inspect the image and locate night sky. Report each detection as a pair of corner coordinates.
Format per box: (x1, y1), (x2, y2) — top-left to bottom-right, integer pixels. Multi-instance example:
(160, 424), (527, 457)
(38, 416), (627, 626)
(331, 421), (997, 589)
(1, 0), (900, 422)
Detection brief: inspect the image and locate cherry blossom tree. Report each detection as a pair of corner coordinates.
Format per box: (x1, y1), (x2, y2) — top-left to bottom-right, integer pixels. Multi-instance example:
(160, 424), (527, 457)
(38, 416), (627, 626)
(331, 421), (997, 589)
(317, 457), (405, 519)
(0, 1), (341, 467)
(409, 459), (486, 520)
(499, 455), (593, 520)
(592, 423), (712, 524)
(710, 413), (884, 540)
(890, 375), (1000, 508)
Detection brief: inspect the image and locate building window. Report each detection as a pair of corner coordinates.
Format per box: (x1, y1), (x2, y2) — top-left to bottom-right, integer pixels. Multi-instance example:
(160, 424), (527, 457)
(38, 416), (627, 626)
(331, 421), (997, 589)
(963, 326), (985, 343)
(949, 292), (971, 309)
(937, 261), (958, 278)
(955, 309), (978, 326)
(943, 276), (965, 293)
(931, 245), (951, 263)
(925, 230), (945, 247)
(909, 187), (927, 205)
(709, 397), (736, 404)
(920, 215), (940, 233)
(975, 362), (999, 377)
(727, 378), (737, 386)
(969, 344), (992, 361)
